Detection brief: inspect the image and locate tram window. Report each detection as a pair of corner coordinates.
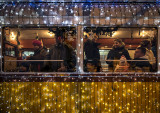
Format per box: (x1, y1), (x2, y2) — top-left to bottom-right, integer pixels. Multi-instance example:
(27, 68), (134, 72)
(83, 27), (157, 72)
(2, 27), (77, 72)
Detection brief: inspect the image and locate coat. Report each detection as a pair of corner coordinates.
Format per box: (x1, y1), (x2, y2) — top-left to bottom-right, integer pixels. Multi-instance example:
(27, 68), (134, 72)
(132, 56), (152, 72)
(84, 39), (101, 72)
(47, 42), (76, 72)
(84, 39), (100, 60)
(106, 46), (131, 71)
(29, 47), (47, 72)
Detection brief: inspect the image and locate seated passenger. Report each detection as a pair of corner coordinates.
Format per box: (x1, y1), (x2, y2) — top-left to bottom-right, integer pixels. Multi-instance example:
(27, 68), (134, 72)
(139, 39), (156, 70)
(106, 38), (131, 71)
(84, 32), (101, 72)
(132, 47), (152, 72)
(28, 40), (47, 72)
(46, 36), (76, 72)
(114, 55), (129, 72)
(140, 40), (155, 64)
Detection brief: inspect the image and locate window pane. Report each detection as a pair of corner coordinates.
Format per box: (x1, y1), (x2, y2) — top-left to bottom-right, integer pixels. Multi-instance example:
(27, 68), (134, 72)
(3, 27), (77, 72)
(83, 27), (157, 72)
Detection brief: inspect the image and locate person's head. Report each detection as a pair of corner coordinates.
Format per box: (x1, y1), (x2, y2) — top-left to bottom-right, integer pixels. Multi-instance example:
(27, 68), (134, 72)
(55, 36), (64, 44)
(92, 34), (98, 42)
(134, 47), (146, 59)
(119, 55), (128, 66)
(32, 40), (42, 50)
(140, 39), (152, 50)
(113, 38), (124, 48)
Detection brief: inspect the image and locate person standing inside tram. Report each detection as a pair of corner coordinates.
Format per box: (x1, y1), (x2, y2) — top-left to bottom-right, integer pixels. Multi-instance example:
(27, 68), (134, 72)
(84, 32), (102, 72)
(46, 35), (76, 72)
(28, 40), (47, 72)
(106, 38), (131, 71)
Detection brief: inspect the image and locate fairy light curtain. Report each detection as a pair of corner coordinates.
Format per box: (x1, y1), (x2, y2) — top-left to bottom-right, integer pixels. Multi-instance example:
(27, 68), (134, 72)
(0, 2), (160, 26)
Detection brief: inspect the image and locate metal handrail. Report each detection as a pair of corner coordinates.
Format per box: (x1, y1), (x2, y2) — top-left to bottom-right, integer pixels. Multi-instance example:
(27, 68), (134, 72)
(4, 59), (153, 62)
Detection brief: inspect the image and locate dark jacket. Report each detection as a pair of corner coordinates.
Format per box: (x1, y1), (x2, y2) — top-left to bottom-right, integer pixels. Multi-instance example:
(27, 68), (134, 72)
(84, 39), (100, 60)
(132, 57), (152, 72)
(29, 47), (47, 72)
(84, 39), (101, 72)
(47, 42), (76, 72)
(106, 46), (131, 70)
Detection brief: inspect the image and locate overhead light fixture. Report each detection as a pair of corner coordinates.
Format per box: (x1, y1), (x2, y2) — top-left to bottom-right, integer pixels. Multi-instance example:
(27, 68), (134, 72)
(48, 28), (55, 37)
(10, 32), (16, 40)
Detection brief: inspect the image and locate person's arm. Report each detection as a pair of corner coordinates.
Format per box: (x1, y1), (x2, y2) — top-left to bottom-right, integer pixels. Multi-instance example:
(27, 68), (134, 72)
(124, 49), (131, 60)
(106, 50), (113, 65)
(65, 45), (76, 72)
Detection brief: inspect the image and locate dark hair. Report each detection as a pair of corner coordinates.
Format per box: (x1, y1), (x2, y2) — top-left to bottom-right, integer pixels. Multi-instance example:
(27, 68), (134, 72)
(137, 47), (146, 55)
(140, 39), (151, 48)
(114, 38), (122, 43)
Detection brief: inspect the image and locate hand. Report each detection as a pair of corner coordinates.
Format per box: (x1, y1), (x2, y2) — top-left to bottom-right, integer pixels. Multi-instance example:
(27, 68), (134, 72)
(58, 63), (67, 72)
(58, 66), (67, 72)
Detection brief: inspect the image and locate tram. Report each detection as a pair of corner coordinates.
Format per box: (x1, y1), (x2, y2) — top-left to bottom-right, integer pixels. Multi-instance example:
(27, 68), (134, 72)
(0, 0), (160, 113)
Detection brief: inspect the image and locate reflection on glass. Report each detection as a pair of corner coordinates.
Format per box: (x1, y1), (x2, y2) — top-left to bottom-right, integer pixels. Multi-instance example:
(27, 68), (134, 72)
(5, 44), (16, 57)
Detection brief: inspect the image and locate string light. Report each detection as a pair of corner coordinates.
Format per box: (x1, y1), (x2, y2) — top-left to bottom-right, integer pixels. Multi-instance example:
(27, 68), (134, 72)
(0, 1), (160, 113)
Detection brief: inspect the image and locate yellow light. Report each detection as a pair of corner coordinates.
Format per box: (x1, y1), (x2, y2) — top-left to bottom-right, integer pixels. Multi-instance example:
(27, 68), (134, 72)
(48, 32), (55, 37)
(49, 94), (52, 97)
(84, 32), (87, 36)
(10, 32), (16, 40)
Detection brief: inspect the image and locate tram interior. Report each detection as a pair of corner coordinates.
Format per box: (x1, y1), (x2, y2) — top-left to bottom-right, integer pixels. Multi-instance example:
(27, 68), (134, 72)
(2, 27), (158, 72)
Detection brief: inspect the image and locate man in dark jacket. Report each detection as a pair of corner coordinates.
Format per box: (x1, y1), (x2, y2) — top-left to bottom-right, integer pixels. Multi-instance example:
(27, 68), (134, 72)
(29, 40), (47, 72)
(106, 38), (131, 71)
(84, 34), (101, 72)
(132, 47), (152, 72)
(46, 36), (76, 72)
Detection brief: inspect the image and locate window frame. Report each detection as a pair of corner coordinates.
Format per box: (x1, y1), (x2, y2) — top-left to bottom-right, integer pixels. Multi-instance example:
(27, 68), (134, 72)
(0, 25), (160, 75)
